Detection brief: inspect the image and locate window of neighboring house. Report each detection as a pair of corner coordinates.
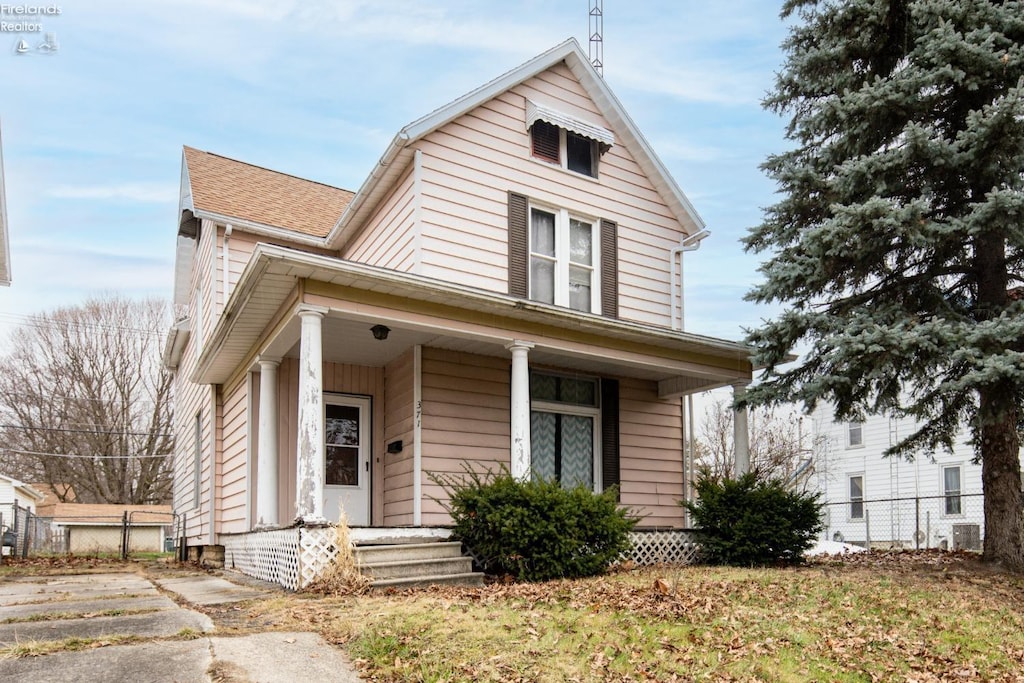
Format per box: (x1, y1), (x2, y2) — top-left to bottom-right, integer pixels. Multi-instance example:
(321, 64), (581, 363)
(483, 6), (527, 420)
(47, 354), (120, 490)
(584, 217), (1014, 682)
(943, 465), (962, 516)
(847, 421), (864, 448)
(849, 474), (864, 520)
(530, 120), (598, 178)
(529, 206), (598, 313)
(193, 412), (202, 509)
(530, 373), (601, 491)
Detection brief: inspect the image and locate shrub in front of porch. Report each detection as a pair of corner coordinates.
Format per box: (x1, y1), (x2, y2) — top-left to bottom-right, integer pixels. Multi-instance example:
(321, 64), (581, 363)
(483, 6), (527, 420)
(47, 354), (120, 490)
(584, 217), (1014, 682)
(683, 471), (823, 567)
(436, 468), (637, 582)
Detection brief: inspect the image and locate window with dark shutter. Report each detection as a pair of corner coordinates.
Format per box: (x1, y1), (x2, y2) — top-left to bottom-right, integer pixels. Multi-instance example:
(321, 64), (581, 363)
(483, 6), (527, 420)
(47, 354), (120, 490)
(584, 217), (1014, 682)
(600, 219), (618, 318)
(601, 378), (620, 499)
(508, 192), (529, 299)
(509, 194), (618, 319)
(530, 120), (560, 164)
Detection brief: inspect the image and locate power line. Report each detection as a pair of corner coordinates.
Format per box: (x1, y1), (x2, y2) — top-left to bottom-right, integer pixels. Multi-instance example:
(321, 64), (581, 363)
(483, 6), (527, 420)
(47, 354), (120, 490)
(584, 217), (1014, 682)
(8, 449), (172, 460)
(0, 424), (171, 438)
(0, 311), (166, 338)
(0, 390), (158, 405)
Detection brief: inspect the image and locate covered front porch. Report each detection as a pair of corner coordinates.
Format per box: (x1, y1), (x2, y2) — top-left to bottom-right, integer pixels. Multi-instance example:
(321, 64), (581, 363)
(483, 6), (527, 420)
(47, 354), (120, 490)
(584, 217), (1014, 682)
(190, 243), (750, 586)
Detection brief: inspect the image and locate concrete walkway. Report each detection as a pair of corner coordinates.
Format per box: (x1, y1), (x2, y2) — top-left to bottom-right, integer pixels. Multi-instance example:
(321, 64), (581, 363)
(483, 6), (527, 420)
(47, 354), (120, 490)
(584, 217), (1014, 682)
(0, 571), (363, 682)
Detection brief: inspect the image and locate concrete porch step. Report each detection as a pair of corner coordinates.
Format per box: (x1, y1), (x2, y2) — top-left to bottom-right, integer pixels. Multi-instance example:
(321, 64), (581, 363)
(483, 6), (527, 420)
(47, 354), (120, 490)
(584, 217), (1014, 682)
(360, 556), (474, 580)
(354, 541), (464, 565)
(351, 537), (485, 588)
(370, 572), (485, 590)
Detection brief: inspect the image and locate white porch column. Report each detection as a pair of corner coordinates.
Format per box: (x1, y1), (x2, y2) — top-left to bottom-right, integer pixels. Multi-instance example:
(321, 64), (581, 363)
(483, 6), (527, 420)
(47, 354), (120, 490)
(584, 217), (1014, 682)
(732, 381), (750, 476)
(296, 307), (328, 523)
(506, 341), (534, 480)
(255, 358), (280, 528)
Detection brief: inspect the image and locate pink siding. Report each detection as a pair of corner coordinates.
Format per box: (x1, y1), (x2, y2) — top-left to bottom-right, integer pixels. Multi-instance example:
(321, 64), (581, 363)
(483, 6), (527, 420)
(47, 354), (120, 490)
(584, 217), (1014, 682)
(415, 348), (686, 528)
(172, 219), (218, 543)
(419, 348), (511, 525)
(618, 378), (685, 527)
(415, 61), (690, 326)
(223, 230), (342, 307)
(218, 376), (249, 533)
(271, 359), (385, 525)
(383, 350), (415, 525)
(343, 164), (418, 272)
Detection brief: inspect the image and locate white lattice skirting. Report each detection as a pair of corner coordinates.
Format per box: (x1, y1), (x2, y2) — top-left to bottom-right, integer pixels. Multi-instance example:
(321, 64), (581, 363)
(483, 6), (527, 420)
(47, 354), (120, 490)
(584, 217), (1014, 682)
(626, 529), (702, 566)
(223, 527), (702, 590)
(222, 527), (340, 591)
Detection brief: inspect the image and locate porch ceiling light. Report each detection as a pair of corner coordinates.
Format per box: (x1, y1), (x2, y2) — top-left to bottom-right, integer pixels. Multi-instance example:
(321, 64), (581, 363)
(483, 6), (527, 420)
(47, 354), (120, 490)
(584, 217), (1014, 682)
(371, 324), (390, 341)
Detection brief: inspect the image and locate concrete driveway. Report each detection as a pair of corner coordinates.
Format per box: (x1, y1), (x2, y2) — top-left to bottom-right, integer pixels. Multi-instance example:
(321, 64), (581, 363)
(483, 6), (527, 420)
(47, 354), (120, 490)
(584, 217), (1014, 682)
(0, 571), (363, 682)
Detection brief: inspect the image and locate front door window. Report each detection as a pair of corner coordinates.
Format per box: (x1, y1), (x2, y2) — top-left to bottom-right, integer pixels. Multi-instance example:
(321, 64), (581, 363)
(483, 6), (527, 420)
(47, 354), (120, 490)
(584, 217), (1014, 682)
(326, 404), (360, 486)
(323, 395), (370, 525)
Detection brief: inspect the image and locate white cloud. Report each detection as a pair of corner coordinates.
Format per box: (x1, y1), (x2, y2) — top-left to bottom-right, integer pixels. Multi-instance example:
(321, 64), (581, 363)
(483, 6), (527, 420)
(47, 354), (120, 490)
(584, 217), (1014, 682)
(46, 183), (177, 203)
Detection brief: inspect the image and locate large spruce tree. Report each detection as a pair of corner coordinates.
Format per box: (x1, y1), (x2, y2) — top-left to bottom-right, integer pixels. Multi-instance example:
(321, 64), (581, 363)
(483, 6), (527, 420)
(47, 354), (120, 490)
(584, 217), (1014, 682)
(744, 0), (1024, 567)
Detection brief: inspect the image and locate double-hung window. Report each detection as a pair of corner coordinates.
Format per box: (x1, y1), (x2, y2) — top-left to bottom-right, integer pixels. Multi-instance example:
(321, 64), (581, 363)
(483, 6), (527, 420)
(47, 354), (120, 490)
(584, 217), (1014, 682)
(193, 412), (202, 509)
(943, 465), (962, 516)
(529, 206), (598, 313)
(849, 474), (864, 520)
(847, 421), (864, 448)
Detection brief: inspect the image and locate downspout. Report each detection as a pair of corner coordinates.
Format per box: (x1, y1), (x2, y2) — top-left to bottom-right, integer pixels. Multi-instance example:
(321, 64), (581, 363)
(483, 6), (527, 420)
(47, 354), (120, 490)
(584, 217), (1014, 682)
(670, 229), (710, 331)
(221, 224), (232, 314)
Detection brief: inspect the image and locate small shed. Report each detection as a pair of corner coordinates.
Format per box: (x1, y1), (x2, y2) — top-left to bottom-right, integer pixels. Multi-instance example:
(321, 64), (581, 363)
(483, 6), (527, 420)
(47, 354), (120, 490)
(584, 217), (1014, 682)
(39, 503), (174, 554)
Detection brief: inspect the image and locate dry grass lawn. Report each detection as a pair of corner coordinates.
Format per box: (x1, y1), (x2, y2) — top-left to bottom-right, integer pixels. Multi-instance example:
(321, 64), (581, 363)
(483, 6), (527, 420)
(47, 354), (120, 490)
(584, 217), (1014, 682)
(5, 550), (1024, 681)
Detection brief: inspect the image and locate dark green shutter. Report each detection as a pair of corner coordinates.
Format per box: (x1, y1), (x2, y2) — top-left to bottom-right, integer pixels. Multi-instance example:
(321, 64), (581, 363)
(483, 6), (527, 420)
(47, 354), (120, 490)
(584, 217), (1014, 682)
(601, 378), (620, 499)
(600, 219), (618, 318)
(508, 192), (529, 299)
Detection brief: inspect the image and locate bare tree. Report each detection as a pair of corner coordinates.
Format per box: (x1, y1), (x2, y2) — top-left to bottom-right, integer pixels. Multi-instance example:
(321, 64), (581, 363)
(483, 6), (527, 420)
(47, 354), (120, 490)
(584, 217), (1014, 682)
(0, 296), (173, 504)
(694, 399), (819, 487)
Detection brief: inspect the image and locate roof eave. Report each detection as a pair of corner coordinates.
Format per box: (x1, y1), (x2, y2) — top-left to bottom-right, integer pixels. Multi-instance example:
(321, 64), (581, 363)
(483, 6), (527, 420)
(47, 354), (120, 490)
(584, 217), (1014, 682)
(193, 243), (753, 385)
(192, 209), (328, 248)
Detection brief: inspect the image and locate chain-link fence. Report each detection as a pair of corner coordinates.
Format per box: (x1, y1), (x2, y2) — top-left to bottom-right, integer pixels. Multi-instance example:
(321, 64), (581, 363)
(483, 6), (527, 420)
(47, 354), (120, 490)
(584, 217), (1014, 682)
(1, 501), (69, 558)
(821, 493), (984, 551)
(1, 502), (176, 561)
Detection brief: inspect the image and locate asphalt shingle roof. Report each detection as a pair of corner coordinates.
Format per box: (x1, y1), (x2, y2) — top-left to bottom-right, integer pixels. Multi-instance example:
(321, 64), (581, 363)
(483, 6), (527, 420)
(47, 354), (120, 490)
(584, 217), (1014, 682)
(183, 146), (354, 238)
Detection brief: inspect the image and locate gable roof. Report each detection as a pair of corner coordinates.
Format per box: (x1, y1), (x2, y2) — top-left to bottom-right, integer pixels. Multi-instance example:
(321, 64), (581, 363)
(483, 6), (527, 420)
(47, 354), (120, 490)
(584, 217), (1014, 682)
(181, 146), (355, 239)
(38, 502), (172, 525)
(0, 121), (11, 286)
(326, 37), (705, 250)
(0, 473), (45, 502)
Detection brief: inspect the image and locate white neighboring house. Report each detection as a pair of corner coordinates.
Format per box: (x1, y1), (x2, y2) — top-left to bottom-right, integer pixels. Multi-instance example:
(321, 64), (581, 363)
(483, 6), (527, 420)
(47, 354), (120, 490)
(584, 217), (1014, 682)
(0, 120), (11, 286)
(0, 473), (45, 530)
(809, 406), (991, 551)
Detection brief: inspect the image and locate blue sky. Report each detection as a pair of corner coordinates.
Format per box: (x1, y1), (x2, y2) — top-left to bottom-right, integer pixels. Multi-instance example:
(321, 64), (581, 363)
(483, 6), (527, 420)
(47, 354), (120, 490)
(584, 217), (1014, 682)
(0, 0), (790, 342)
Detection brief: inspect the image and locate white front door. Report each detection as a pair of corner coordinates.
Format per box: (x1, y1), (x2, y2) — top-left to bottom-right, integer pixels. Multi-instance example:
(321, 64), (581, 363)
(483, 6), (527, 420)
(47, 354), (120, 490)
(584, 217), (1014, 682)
(323, 395), (371, 526)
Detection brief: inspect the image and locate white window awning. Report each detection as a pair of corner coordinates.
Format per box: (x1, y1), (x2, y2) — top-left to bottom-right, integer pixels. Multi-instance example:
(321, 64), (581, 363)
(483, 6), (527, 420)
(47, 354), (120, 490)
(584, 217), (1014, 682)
(526, 100), (615, 151)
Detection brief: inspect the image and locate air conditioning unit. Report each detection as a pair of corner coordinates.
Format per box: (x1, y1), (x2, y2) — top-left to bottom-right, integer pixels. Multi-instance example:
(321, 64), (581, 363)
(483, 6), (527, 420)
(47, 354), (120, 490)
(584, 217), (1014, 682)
(952, 524), (981, 551)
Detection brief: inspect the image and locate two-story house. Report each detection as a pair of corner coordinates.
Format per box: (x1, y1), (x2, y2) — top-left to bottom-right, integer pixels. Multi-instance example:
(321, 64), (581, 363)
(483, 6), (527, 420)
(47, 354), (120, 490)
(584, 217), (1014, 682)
(810, 406), (988, 551)
(165, 39), (754, 588)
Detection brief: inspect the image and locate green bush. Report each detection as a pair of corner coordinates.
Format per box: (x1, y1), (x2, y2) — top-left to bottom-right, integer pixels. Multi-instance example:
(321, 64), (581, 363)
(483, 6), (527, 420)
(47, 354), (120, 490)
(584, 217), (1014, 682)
(434, 467), (637, 582)
(683, 472), (823, 566)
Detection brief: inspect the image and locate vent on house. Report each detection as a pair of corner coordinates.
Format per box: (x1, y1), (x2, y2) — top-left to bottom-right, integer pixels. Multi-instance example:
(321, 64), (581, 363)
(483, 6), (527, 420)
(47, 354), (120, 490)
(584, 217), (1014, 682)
(952, 523), (981, 551)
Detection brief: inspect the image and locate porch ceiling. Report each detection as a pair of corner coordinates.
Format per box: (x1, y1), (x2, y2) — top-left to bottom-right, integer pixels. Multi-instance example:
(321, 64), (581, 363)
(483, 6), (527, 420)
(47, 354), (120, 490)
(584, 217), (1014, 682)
(193, 243), (753, 392)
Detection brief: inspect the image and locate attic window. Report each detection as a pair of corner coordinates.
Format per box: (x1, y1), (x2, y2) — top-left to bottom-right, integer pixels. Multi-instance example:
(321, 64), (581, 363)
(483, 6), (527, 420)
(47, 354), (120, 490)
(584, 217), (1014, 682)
(526, 101), (614, 179)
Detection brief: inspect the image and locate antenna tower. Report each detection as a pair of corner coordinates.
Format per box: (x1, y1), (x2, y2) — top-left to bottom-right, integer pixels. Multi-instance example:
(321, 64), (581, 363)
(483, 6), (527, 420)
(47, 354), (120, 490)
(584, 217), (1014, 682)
(589, 0), (604, 76)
